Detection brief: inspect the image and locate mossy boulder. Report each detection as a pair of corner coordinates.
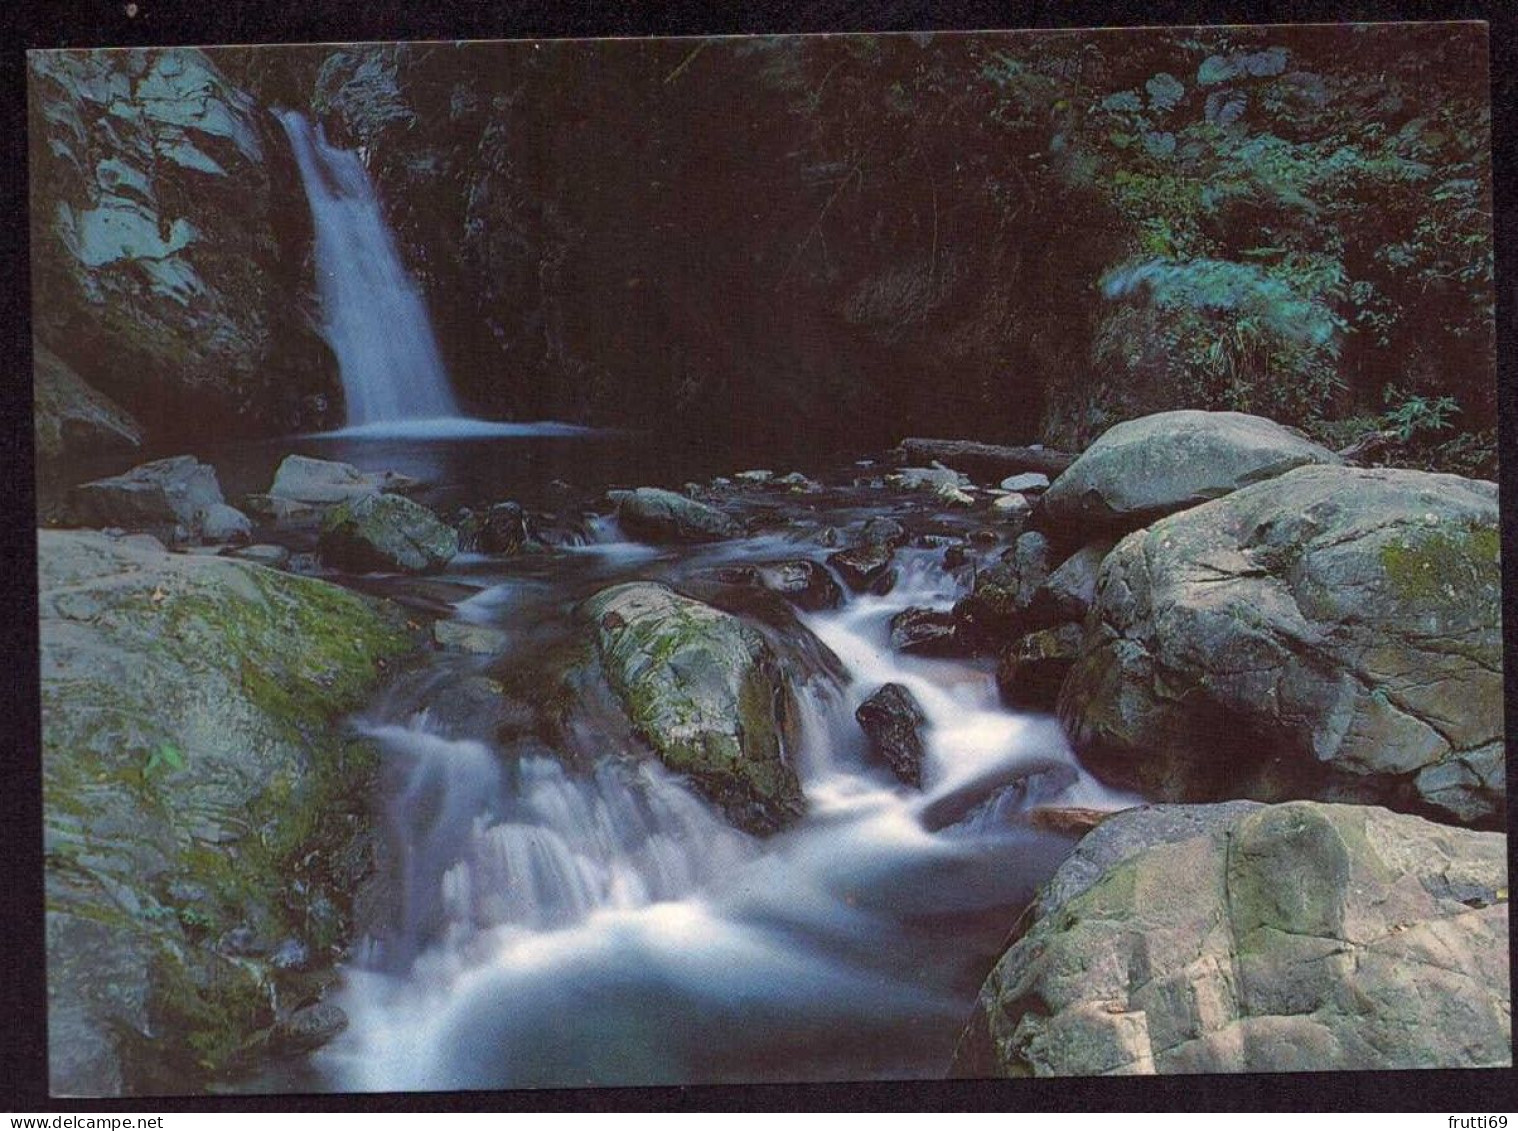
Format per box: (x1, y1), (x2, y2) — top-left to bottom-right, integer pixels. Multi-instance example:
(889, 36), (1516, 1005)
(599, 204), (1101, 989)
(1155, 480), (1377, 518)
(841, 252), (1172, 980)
(581, 582), (804, 834)
(318, 492), (458, 574)
(1041, 410), (1340, 537)
(953, 801), (1510, 1075)
(40, 529), (417, 1095)
(1060, 465), (1503, 826)
(608, 487), (743, 543)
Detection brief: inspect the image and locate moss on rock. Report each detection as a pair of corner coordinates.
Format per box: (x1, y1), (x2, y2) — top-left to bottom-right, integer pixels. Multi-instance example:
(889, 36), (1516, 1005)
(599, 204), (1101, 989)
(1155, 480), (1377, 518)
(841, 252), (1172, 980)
(581, 581), (805, 835)
(40, 529), (420, 1095)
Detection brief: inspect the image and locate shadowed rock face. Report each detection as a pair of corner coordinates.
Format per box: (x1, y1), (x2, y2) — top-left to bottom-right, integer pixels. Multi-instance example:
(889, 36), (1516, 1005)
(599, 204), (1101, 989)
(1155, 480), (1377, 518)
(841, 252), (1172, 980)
(27, 48), (338, 444)
(1040, 410), (1341, 537)
(582, 582), (804, 835)
(1060, 464), (1504, 827)
(953, 800), (1511, 1076)
(33, 342), (143, 468)
(39, 530), (416, 1096)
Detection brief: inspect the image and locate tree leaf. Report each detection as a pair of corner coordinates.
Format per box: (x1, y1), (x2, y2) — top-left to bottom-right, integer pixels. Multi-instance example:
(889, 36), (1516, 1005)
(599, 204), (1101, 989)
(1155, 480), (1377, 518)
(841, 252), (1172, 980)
(1145, 72), (1185, 111)
(1198, 55), (1233, 85)
(1205, 88), (1248, 127)
(1100, 89), (1144, 113)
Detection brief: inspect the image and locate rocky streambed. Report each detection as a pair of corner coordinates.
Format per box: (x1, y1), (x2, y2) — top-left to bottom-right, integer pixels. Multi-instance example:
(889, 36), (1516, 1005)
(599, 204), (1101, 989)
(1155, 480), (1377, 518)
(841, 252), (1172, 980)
(38, 409), (1509, 1095)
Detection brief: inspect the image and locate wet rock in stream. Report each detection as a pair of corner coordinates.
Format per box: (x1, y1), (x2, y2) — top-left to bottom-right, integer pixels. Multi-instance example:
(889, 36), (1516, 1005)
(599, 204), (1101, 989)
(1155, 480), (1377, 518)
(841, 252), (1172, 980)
(581, 581), (805, 835)
(855, 683), (928, 787)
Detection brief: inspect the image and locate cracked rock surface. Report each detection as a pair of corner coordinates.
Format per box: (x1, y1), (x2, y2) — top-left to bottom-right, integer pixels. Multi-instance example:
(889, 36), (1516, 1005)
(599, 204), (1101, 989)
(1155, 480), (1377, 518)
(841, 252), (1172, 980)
(951, 800), (1510, 1075)
(1059, 465), (1502, 826)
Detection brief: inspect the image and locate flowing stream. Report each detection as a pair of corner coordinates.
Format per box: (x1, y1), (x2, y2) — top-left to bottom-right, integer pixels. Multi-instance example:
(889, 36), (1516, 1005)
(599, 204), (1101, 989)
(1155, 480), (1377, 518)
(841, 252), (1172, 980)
(267, 109), (1137, 1090)
(308, 526), (1138, 1091)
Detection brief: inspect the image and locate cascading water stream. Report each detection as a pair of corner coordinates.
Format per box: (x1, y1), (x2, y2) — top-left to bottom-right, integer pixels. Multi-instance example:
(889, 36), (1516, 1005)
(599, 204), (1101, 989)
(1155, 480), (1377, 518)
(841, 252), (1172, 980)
(275, 110), (461, 429)
(311, 532), (1140, 1092)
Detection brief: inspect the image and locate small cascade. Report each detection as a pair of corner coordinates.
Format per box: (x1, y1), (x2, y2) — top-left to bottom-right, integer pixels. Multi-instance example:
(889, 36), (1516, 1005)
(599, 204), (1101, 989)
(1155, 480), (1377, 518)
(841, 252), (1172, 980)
(356, 717), (755, 973)
(275, 110), (461, 428)
(316, 518), (1140, 1092)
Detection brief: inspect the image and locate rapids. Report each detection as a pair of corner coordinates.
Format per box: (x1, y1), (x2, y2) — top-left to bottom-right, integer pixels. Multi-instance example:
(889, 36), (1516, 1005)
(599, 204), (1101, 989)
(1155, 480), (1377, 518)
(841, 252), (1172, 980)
(307, 517), (1138, 1091)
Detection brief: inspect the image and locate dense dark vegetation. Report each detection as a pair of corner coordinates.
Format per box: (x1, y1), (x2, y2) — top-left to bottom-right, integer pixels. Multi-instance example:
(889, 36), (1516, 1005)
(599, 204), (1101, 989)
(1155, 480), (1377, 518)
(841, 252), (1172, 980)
(31, 25), (1495, 469)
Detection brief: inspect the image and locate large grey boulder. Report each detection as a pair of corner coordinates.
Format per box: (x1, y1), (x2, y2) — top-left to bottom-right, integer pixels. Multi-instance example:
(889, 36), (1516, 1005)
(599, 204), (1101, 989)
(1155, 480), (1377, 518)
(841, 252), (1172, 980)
(39, 530), (415, 1095)
(953, 801), (1511, 1075)
(1060, 465), (1503, 826)
(608, 487), (743, 543)
(582, 582), (804, 834)
(1041, 410), (1340, 536)
(268, 454), (418, 506)
(318, 493), (459, 574)
(68, 456), (225, 540)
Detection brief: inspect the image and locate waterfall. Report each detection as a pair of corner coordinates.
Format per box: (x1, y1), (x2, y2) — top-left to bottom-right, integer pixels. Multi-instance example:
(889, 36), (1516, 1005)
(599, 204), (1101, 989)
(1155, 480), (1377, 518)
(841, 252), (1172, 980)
(275, 110), (460, 428)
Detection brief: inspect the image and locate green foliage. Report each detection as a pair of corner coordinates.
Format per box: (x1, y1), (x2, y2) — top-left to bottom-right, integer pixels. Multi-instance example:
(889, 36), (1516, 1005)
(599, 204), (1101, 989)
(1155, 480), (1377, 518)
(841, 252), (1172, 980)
(704, 28), (1493, 447)
(1018, 25), (1495, 440)
(141, 740), (186, 785)
(1380, 385), (1458, 443)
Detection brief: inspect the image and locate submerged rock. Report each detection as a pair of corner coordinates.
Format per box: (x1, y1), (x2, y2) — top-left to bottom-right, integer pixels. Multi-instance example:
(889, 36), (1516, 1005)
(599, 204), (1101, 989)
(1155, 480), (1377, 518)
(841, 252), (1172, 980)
(855, 683), (928, 787)
(1041, 410), (1340, 537)
(608, 487), (743, 543)
(318, 493), (459, 574)
(582, 582), (804, 834)
(39, 529), (415, 1096)
(953, 801), (1511, 1075)
(433, 619), (511, 655)
(1061, 465), (1504, 826)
